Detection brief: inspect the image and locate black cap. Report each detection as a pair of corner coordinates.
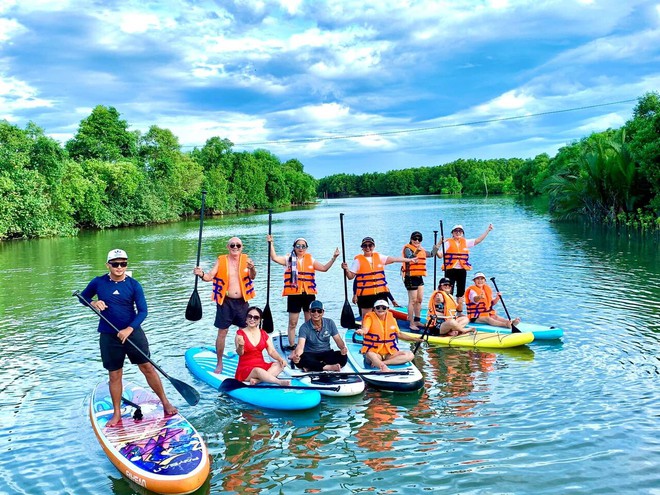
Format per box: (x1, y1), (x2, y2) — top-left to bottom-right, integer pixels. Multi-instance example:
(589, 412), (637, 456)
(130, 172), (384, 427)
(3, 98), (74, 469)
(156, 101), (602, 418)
(361, 236), (375, 247)
(410, 231), (422, 240)
(438, 277), (452, 287)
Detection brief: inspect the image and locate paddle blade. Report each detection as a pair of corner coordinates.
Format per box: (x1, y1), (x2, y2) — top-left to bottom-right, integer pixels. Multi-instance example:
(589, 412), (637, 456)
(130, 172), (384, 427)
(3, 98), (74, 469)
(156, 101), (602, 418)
(262, 304), (274, 334)
(340, 300), (356, 329)
(219, 378), (245, 393)
(185, 289), (203, 321)
(168, 376), (200, 406)
(511, 324), (522, 333)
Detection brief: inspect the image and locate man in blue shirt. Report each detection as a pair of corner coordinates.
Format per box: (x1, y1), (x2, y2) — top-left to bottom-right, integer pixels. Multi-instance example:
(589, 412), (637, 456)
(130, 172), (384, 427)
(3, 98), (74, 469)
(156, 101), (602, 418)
(81, 249), (177, 427)
(290, 300), (348, 372)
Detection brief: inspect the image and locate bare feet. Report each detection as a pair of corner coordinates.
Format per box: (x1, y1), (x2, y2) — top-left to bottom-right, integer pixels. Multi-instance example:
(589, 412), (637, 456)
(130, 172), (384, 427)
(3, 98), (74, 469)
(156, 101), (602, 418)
(277, 379), (291, 386)
(378, 364), (391, 372)
(106, 414), (122, 427)
(214, 360), (223, 374)
(323, 363), (342, 372)
(163, 402), (178, 416)
(512, 317), (521, 326)
(249, 378), (260, 385)
(409, 325), (420, 331)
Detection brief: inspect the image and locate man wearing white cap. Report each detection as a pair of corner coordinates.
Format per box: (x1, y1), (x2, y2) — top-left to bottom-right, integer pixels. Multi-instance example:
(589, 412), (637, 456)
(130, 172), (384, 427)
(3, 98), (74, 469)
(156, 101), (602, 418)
(267, 235), (340, 349)
(434, 223), (493, 315)
(465, 272), (520, 328)
(80, 249), (177, 427)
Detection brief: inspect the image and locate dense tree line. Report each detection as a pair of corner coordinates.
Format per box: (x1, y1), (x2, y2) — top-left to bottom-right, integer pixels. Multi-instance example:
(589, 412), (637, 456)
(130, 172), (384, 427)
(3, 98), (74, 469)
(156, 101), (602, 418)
(0, 106), (317, 239)
(318, 92), (660, 230)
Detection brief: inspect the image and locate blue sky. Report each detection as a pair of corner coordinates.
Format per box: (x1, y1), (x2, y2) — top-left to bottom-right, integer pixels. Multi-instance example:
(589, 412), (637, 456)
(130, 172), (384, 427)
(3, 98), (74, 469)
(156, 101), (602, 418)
(1, 1), (658, 178)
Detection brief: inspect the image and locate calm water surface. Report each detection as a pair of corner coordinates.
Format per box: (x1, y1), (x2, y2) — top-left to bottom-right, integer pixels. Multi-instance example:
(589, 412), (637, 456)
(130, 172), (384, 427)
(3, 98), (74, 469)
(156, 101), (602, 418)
(1, 196), (658, 494)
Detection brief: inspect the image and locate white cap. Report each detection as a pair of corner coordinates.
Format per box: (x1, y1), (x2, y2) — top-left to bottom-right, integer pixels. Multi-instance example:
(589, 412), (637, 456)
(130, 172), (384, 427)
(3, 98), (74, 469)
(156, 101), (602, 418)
(373, 299), (390, 308)
(107, 249), (128, 262)
(451, 225), (464, 232)
(473, 272), (486, 280)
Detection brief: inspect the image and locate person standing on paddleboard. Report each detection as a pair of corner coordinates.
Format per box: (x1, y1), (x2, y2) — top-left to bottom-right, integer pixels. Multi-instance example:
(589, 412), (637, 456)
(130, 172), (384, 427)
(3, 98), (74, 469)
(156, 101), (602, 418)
(194, 237), (257, 373)
(80, 249), (177, 427)
(401, 231), (438, 331)
(435, 224), (493, 316)
(266, 235), (340, 349)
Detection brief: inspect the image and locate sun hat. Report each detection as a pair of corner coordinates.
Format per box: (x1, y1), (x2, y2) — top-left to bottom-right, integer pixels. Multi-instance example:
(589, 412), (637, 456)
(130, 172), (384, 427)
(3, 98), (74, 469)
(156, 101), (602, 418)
(451, 225), (464, 232)
(473, 272), (487, 280)
(373, 299), (389, 308)
(107, 249), (128, 262)
(309, 300), (324, 310)
(361, 236), (375, 247)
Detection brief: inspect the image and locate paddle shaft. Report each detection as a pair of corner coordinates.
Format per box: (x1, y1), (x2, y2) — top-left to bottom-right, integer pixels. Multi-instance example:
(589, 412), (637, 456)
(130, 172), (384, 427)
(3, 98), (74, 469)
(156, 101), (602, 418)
(433, 230), (438, 288)
(490, 277), (521, 333)
(340, 213), (348, 301)
(413, 319), (433, 354)
(221, 378), (339, 392)
(285, 370), (411, 378)
(193, 191), (207, 289)
(266, 210), (272, 304)
(440, 220), (447, 278)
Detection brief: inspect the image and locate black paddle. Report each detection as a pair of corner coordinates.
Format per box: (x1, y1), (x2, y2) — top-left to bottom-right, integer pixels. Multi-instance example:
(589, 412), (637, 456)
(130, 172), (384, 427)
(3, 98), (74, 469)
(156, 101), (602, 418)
(219, 378), (339, 393)
(287, 370), (411, 378)
(262, 210), (274, 334)
(339, 213), (356, 329)
(412, 318), (433, 354)
(73, 291), (200, 406)
(489, 277), (521, 333)
(439, 220), (447, 278)
(433, 230), (438, 288)
(121, 397), (144, 420)
(185, 190), (207, 321)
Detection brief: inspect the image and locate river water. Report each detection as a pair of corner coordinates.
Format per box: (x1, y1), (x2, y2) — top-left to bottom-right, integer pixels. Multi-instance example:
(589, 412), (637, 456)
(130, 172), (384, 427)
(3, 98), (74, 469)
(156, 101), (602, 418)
(1, 195), (658, 494)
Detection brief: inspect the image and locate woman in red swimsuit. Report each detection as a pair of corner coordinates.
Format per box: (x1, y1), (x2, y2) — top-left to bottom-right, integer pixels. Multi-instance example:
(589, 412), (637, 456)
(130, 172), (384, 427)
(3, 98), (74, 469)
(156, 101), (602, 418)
(234, 307), (290, 385)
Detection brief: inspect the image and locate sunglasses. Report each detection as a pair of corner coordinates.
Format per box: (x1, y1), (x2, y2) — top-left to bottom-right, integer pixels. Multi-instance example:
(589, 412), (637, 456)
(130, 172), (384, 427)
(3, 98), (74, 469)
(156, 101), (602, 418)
(229, 243), (242, 249)
(441, 283), (452, 287)
(108, 262), (128, 268)
(374, 305), (388, 310)
(411, 236), (422, 241)
(246, 314), (261, 321)
(361, 243), (374, 248)
(309, 308), (323, 314)
(294, 244), (308, 249)
(453, 230), (464, 234)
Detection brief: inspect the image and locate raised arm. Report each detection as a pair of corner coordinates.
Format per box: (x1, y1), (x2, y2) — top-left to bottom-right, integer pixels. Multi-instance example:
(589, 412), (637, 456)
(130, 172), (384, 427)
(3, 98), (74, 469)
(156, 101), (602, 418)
(266, 234), (288, 266)
(314, 247), (340, 272)
(473, 223), (494, 246)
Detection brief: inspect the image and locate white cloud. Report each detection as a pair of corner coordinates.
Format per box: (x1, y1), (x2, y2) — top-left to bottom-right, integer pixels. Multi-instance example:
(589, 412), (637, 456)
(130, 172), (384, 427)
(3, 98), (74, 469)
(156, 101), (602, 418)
(0, 75), (53, 120)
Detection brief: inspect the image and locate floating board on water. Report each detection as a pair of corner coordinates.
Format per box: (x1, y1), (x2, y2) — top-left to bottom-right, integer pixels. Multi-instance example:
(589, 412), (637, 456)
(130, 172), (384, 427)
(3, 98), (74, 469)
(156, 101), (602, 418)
(185, 346), (321, 411)
(391, 306), (563, 340)
(89, 381), (210, 495)
(344, 328), (424, 392)
(272, 334), (365, 397)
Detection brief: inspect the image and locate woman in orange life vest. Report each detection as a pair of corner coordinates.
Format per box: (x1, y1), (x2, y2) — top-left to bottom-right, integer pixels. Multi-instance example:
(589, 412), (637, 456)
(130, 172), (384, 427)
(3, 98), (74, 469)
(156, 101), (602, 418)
(427, 277), (473, 336)
(464, 272), (521, 328)
(267, 235), (340, 349)
(435, 223), (493, 315)
(342, 236), (416, 318)
(355, 299), (422, 371)
(401, 230), (438, 331)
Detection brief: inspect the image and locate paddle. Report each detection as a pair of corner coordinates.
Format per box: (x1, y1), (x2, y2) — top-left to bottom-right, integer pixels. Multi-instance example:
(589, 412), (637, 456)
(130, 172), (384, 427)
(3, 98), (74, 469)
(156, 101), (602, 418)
(433, 230), (438, 288)
(412, 318), (433, 354)
(286, 370), (411, 378)
(121, 397), (144, 420)
(219, 378), (339, 393)
(439, 220), (447, 278)
(73, 291), (200, 406)
(262, 209), (274, 334)
(185, 190), (207, 321)
(489, 277), (521, 333)
(339, 213), (356, 329)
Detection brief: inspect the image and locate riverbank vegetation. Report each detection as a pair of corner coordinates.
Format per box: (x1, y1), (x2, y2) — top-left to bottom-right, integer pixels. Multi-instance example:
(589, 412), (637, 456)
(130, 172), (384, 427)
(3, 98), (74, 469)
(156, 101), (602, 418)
(0, 106), (316, 239)
(318, 92), (659, 230)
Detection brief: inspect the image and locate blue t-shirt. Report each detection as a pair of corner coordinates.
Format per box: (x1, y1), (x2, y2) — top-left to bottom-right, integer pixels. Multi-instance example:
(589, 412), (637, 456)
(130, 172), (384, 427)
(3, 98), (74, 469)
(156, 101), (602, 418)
(298, 318), (338, 353)
(80, 274), (147, 334)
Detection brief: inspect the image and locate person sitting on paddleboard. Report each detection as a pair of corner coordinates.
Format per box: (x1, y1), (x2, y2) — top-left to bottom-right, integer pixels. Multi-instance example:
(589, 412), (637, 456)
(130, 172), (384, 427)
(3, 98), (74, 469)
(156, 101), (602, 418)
(234, 306), (290, 386)
(434, 223), (493, 316)
(342, 236), (414, 318)
(465, 273), (521, 328)
(401, 231), (438, 331)
(80, 249), (178, 427)
(427, 277), (473, 336)
(267, 235), (340, 350)
(290, 300), (348, 372)
(355, 299), (422, 372)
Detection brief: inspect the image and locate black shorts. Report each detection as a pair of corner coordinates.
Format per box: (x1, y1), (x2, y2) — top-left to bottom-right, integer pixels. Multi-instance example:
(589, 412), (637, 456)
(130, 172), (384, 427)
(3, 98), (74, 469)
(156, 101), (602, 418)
(297, 350), (348, 371)
(100, 328), (150, 371)
(287, 293), (316, 313)
(404, 276), (424, 290)
(445, 268), (467, 297)
(357, 292), (390, 311)
(214, 297), (248, 329)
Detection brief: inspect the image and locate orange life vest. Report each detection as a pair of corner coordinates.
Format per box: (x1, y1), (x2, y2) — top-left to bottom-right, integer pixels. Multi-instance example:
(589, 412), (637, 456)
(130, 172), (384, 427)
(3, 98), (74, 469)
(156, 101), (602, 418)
(354, 253), (388, 296)
(443, 238), (472, 270)
(212, 254), (255, 304)
(465, 284), (496, 319)
(428, 290), (458, 319)
(282, 252), (317, 296)
(360, 311), (399, 355)
(401, 243), (427, 277)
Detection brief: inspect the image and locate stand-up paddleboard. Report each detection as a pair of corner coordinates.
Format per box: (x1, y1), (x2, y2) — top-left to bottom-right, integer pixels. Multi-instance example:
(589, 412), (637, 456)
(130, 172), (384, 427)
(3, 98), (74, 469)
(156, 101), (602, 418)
(272, 334), (365, 397)
(185, 346), (322, 410)
(390, 306), (563, 340)
(90, 381), (210, 495)
(344, 328), (424, 393)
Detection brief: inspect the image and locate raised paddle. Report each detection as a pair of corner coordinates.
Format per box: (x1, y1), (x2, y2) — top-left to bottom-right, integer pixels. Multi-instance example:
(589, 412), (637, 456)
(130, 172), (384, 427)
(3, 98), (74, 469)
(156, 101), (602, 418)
(339, 213), (357, 329)
(262, 209), (274, 334)
(439, 220), (447, 279)
(73, 291), (200, 406)
(219, 378), (339, 393)
(489, 277), (521, 333)
(433, 230), (438, 288)
(185, 190), (207, 321)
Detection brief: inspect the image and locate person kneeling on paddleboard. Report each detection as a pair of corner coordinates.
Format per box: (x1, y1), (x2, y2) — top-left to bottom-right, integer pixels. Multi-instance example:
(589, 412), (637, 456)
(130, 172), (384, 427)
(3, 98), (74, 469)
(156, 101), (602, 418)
(427, 278), (474, 337)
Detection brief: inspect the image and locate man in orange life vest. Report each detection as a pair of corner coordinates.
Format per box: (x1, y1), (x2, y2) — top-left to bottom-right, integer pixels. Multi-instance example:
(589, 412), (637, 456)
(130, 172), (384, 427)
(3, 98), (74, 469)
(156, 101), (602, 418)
(342, 236), (416, 318)
(267, 235), (340, 349)
(435, 223), (493, 315)
(194, 237), (257, 373)
(464, 272), (521, 328)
